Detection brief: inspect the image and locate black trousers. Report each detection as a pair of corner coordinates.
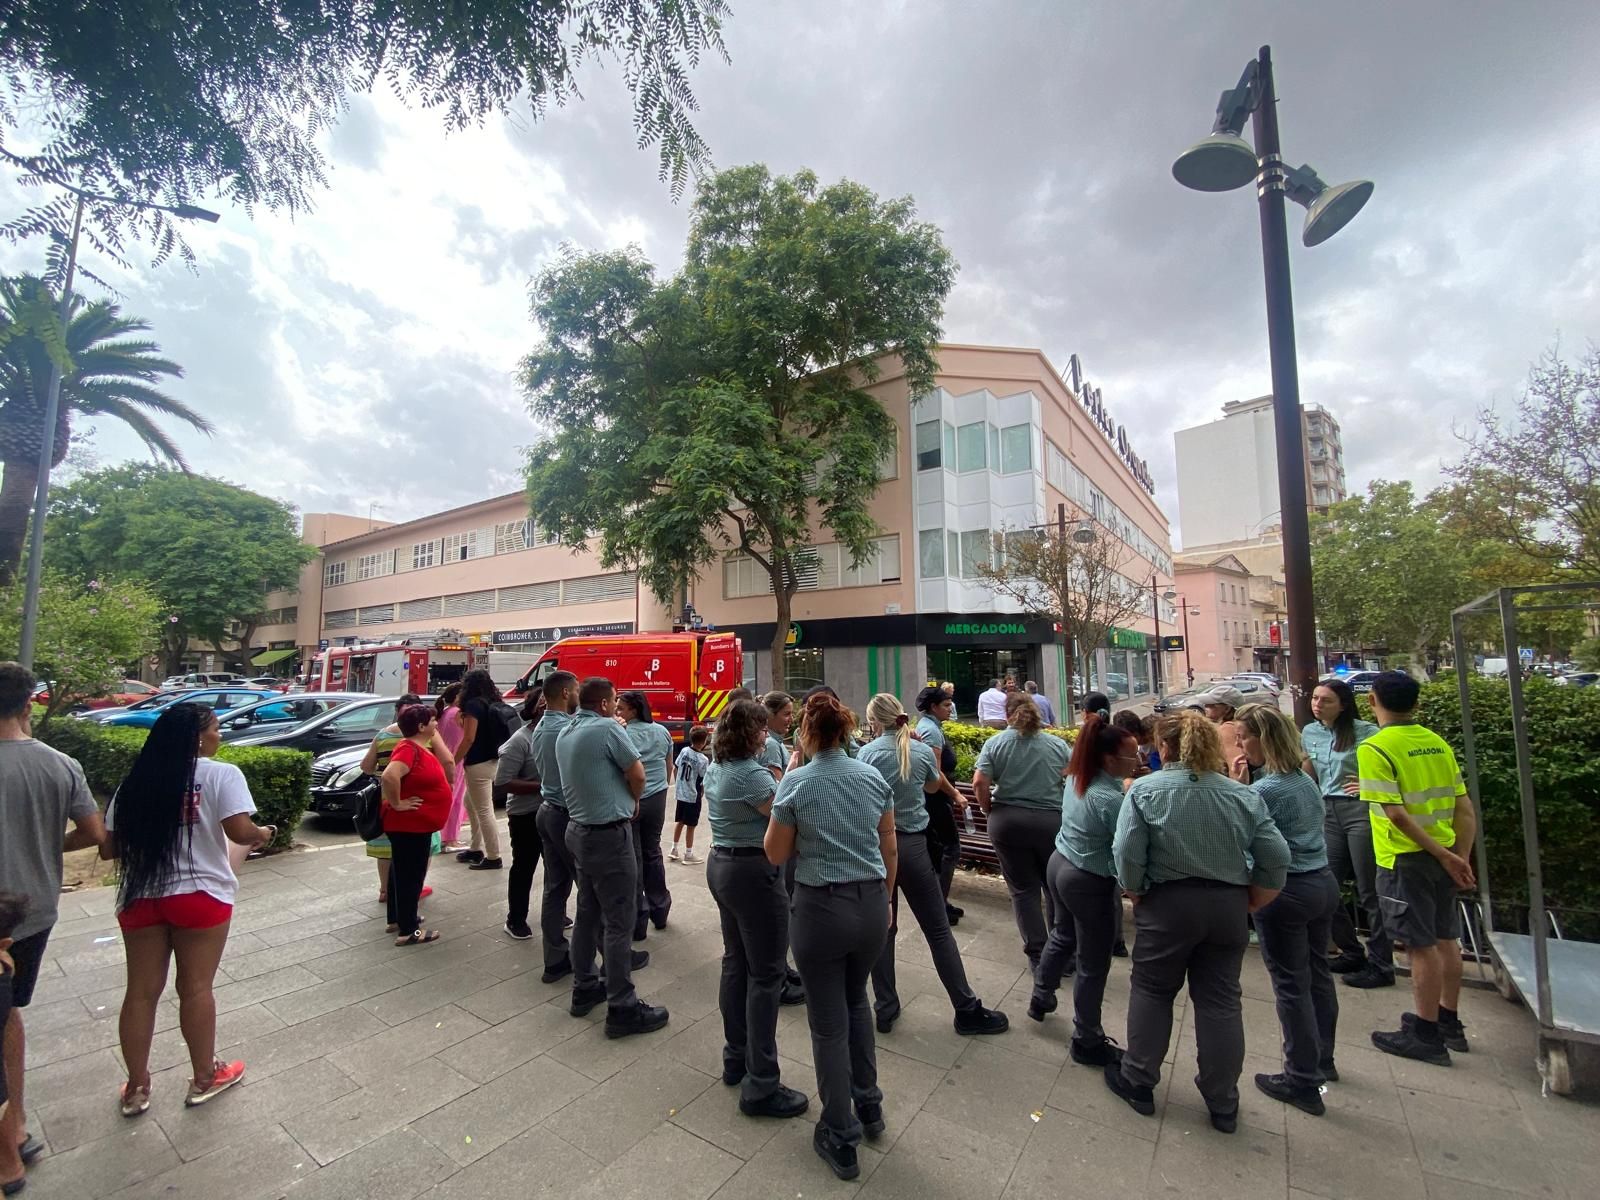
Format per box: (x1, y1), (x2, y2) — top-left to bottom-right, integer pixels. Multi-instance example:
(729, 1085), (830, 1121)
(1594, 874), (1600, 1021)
(633, 788), (671, 922)
(1037, 852), (1115, 1038)
(385, 830), (433, 934)
(1324, 796), (1392, 970)
(567, 821), (640, 1009)
(871, 829), (977, 1018)
(537, 803), (580, 971)
(987, 804), (1060, 964)
(506, 808), (543, 926)
(791, 881), (889, 1147)
(924, 794), (961, 901)
(1255, 868), (1341, 1086)
(707, 848), (789, 1102)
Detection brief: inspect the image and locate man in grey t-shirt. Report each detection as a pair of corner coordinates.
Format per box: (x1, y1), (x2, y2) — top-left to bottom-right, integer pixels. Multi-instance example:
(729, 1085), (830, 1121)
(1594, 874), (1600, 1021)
(0, 663), (104, 1190)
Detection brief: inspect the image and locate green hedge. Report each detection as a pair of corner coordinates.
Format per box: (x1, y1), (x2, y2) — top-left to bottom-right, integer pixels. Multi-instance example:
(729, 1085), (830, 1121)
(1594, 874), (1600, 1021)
(36, 718), (311, 850)
(1359, 676), (1600, 939)
(940, 720), (1077, 783)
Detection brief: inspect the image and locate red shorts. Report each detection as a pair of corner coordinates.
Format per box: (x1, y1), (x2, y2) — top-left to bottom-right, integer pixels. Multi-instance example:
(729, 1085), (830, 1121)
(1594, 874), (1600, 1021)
(117, 892), (233, 932)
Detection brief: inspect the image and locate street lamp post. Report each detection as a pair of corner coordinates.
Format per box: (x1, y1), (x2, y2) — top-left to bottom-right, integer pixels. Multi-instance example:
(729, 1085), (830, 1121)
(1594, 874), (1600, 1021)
(17, 189), (220, 668)
(1164, 589), (1195, 686)
(1149, 574), (1164, 694)
(1172, 44), (1371, 726)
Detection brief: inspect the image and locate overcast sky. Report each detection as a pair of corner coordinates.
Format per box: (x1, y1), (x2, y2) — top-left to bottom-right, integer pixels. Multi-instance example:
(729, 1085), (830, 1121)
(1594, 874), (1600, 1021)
(6, 0), (1597, 549)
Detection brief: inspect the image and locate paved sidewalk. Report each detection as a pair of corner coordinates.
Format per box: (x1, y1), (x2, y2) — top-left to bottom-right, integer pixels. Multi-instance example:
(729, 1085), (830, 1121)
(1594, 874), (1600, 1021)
(17, 833), (1597, 1200)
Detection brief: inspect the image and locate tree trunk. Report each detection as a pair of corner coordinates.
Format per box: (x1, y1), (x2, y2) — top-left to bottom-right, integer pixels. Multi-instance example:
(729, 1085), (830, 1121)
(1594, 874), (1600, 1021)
(162, 631), (185, 677)
(0, 458), (40, 587)
(770, 583), (794, 694)
(1063, 640), (1078, 724)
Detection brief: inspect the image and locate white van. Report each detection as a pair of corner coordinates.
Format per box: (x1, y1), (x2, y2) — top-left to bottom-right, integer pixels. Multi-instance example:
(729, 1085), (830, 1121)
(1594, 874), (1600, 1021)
(1480, 658), (1509, 678)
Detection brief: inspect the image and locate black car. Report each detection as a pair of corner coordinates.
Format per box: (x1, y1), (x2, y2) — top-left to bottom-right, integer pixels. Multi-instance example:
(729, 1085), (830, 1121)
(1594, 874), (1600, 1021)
(227, 694), (403, 754)
(307, 742), (374, 821)
(217, 692), (372, 741)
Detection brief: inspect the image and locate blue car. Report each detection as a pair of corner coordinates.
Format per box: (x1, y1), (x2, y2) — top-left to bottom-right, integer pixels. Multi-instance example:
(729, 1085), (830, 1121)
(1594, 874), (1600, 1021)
(99, 687), (278, 729)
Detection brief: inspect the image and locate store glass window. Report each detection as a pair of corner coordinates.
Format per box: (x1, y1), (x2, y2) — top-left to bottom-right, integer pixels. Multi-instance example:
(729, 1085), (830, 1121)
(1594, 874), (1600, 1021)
(1130, 651), (1151, 696)
(782, 647), (824, 695)
(1000, 424), (1033, 474)
(915, 420), (942, 471)
(957, 421), (987, 472)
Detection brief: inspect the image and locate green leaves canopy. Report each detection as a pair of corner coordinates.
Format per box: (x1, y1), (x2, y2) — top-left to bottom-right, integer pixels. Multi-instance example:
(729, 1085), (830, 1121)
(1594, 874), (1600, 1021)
(45, 464), (313, 671)
(521, 165), (956, 666)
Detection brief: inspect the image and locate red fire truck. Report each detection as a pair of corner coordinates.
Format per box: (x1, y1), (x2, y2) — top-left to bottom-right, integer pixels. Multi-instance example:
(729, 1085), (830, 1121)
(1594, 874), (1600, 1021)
(508, 629), (743, 742)
(306, 629), (485, 696)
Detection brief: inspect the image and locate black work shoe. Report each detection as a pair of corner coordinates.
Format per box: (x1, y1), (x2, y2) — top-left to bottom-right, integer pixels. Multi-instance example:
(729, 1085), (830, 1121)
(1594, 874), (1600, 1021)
(855, 1101), (886, 1139)
(455, 849), (484, 864)
(604, 1000), (670, 1039)
(504, 919), (534, 940)
(633, 913), (649, 942)
(541, 957), (573, 984)
(631, 949), (650, 971)
(651, 905), (671, 931)
(813, 1124), (859, 1180)
(954, 1003), (1009, 1036)
(1341, 964), (1396, 989)
(1254, 1072), (1326, 1116)
(1111, 941), (1129, 958)
(722, 1062), (743, 1087)
(1102, 1064), (1155, 1116)
(740, 1084), (809, 1119)
(1328, 952), (1367, 974)
(1209, 1108), (1238, 1134)
(1319, 1060), (1340, 1083)
(780, 981), (807, 1006)
(946, 903), (963, 926)
(468, 857), (503, 871)
(1027, 991), (1057, 1022)
(1070, 1034), (1124, 1068)
(569, 984), (607, 1017)
(1404, 1011), (1470, 1054)
(1372, 1024), (1451, 1065)
(875, 1006), (900, 1034)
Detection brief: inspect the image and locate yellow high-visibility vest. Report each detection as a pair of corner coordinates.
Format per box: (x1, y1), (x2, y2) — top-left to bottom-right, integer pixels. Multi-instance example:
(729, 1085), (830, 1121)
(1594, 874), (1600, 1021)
(1358, 723), (1465, 869)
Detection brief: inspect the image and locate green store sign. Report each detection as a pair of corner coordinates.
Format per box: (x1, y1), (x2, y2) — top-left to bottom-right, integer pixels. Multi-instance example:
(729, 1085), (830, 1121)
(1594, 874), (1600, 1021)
(943, 621), (1029, 637)
(1108, 627), (1148, 650)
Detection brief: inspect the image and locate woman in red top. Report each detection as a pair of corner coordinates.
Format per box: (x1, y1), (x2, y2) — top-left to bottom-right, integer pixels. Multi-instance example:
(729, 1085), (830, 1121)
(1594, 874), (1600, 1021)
(382, 705), (453, 946)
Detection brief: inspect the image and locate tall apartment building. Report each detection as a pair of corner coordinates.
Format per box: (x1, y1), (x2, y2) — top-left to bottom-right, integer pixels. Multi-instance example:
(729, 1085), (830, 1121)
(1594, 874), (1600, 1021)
(1173, 396), (1347, 548)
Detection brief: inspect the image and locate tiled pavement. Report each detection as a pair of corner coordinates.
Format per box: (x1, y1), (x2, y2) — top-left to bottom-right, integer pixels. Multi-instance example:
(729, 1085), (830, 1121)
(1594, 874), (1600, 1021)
(18, 831), (1598, 1200)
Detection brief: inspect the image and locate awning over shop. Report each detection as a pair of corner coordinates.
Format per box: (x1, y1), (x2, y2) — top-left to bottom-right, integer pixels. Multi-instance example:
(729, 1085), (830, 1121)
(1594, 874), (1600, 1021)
(250, 647), (298, 667)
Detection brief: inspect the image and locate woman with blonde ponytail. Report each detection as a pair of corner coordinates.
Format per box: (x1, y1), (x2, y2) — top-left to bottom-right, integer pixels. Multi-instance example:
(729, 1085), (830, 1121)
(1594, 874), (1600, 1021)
(859, 695), (1007, 1038)
(1103, 711), (1292, 1132)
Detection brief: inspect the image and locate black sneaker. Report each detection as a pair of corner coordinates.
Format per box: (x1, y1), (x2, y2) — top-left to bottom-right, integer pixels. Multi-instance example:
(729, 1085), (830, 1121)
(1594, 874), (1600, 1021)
(1404, 1011), (1470, 1054)
(954, 1003), (1009, 1036)
(1319, 1060), (1340, 1083)
(722, 1061), (743, 1086)
(605, 1000), (669, 1039)
(1328, 952), (1367, 974)
(1371, 1023), (1451, 1065)
(1254, 1071), (1326, 1116)
(569, 984), (607, 1017)
(813, 1124), (859, 1181)
(456, 849), (484, 864)
(875, 1006), (900, 1034)
(651, 904), (671, 931)
(1102, 1063), (1155, 1116)
(946, 903), (963, 926)
(780, 981), (807, 1006)
(1070, 1034), (1124, 1068)
(740, 1085), (809, 1119)
(855, 1101), (886, 1139)
(1341, 964), (1396, 989)
(1027, 990), (1057, 1022)
(504, 919), (534, 940)
(631, 949), (650, 971)
(1209, 1108), (1238, 1134)
(633, 913), (649, 942)
(468, 857), (503, 871)
(541, 957), (573, 984)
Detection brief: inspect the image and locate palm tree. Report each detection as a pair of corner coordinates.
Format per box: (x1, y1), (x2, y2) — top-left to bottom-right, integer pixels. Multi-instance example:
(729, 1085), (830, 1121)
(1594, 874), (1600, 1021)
(0, 274), (212, 583)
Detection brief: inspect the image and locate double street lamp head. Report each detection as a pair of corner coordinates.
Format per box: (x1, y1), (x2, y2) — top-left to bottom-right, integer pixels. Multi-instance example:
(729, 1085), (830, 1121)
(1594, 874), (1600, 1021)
(1283, 164), (1373, 247)
(1172, 131), (1260, 192)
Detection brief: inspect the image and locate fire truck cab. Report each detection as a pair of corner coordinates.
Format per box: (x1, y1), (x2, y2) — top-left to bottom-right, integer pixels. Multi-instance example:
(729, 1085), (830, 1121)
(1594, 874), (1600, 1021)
(306, 629), (484, 696)
(509, 630), (743, 743)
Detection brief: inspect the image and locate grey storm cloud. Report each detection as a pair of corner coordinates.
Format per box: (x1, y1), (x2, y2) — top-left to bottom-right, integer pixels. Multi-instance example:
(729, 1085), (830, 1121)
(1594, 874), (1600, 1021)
(4, 0), (1597, 547)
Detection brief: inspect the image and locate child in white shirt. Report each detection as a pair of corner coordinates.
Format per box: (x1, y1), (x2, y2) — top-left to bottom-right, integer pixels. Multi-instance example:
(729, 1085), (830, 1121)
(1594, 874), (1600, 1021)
(669, 726), (710, 863)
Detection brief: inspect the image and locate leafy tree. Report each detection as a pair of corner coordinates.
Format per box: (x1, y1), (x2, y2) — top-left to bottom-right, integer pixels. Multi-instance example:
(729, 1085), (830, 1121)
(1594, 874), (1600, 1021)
(0, 570), (162, 723)
(0, 275), (206, 582)
(522, 165), (956, 671)
(972, 506), (1146, 716)
(1447, 342), (1600, 578)
(45, 464), (313, 673)
(0, 0), (730, 269)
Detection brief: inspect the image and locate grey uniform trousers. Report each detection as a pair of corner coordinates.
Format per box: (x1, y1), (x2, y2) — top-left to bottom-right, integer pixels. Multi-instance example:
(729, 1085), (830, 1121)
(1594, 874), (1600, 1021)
(791, 880), (890, 1146)
(536, 802), (585, 973)
(1122, 880), (1250, 1116)
(986, 804), (1061, 964)
(871, 829), (977, 1019)
(1323, 795), (1392, 970)
(707, 847), (789, 1101)
(633, 788), (671, 923)
(1036, 852), (1115, 1038)
(567, 821), (640, 1009)
(1254, 868), (1341, 1087)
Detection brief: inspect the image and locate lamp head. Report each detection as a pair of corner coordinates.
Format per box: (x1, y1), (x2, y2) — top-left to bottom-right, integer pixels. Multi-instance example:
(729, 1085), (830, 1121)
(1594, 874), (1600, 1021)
(1284, 164), (1372, 246)
(1071, 523), (1096, 545)
(1172, 131), (1260, 192)
(171, 203), (222, 223)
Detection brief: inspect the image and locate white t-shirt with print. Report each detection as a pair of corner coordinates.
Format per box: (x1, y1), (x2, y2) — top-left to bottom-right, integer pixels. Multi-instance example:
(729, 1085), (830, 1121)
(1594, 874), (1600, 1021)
(107, 758), (258, 906)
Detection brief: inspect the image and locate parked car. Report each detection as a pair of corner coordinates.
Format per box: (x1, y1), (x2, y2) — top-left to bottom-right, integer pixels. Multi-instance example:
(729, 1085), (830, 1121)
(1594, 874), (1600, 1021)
(1555, 672), (1599, 688)
(306, 742), (374, 822)
(1230, 671), (1281, 690)
(1323, 669), (1389, 695)
(33, 679), (160, 711)
(227, 694), (412, 754)
(1153, 677), (1276, 713)
(100, 687), (277, 728)
(174, 672), (250, 689)
(245, 676), (293, 691)
(217, 692), (372, 741)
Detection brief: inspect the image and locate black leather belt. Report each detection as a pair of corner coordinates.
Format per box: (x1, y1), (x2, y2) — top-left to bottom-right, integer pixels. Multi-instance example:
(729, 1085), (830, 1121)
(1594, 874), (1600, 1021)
(712, 846), (767, 857)
(577, 818), (629, 831)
